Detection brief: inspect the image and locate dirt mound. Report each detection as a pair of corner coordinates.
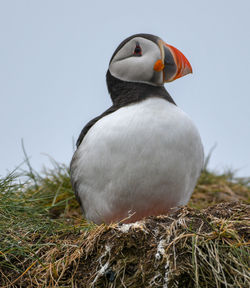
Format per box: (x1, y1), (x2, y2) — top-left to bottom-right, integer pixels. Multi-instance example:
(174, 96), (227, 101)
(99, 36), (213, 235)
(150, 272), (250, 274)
(1, 202), (247, 288)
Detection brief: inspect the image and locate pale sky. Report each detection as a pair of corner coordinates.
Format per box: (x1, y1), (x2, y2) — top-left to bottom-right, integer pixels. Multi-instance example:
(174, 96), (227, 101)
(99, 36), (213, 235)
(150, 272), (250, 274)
(1, 0), (250, 177)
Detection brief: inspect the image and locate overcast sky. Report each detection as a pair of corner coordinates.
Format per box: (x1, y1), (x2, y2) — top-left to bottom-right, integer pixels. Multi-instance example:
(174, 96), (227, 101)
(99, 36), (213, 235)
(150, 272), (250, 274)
(1, 0), (250, 177)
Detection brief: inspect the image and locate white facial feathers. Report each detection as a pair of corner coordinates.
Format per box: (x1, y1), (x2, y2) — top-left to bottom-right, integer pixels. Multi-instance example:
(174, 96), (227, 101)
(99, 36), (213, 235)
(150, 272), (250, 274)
(109, 37), (163, 85)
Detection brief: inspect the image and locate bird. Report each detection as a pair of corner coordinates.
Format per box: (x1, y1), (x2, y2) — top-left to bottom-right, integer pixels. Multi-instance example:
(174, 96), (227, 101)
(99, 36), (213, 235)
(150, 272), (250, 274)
(70, 33), (204, 225)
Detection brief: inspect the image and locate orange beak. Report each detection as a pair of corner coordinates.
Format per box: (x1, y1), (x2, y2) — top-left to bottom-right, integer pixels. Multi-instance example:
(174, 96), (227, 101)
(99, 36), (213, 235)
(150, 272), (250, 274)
(164, 42), (192, 81)
(154, 40), (193, 83)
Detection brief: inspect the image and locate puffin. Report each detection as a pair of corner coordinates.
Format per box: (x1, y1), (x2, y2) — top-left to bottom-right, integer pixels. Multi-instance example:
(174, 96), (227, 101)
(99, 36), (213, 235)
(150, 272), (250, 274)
(70, 33), (204, 225)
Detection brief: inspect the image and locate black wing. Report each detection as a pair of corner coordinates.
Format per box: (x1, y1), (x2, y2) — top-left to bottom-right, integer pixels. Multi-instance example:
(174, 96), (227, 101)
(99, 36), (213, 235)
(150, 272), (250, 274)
(76, 105), (119, 148)
(71, 105), (119, 209)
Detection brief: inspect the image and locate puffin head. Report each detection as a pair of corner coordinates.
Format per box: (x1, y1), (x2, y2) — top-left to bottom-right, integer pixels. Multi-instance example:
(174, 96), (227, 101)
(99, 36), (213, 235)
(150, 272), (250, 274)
(109, 33), (192, 86)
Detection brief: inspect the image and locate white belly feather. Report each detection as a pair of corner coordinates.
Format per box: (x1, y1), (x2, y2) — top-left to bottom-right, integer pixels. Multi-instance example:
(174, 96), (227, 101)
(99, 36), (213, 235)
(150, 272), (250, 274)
(71, 97), (203, 224)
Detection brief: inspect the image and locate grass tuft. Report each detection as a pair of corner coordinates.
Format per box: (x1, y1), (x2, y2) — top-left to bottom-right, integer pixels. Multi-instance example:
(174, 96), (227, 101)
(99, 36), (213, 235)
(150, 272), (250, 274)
(0, 163), (249, 287)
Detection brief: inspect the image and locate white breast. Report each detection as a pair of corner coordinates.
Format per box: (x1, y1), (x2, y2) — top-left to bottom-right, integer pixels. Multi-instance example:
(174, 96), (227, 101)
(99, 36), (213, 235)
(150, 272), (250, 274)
(71, 97), (203, 224)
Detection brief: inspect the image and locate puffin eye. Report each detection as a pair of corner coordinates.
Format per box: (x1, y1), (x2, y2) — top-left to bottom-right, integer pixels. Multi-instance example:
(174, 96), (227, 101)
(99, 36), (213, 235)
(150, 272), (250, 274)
(133, 44), (142, 56)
